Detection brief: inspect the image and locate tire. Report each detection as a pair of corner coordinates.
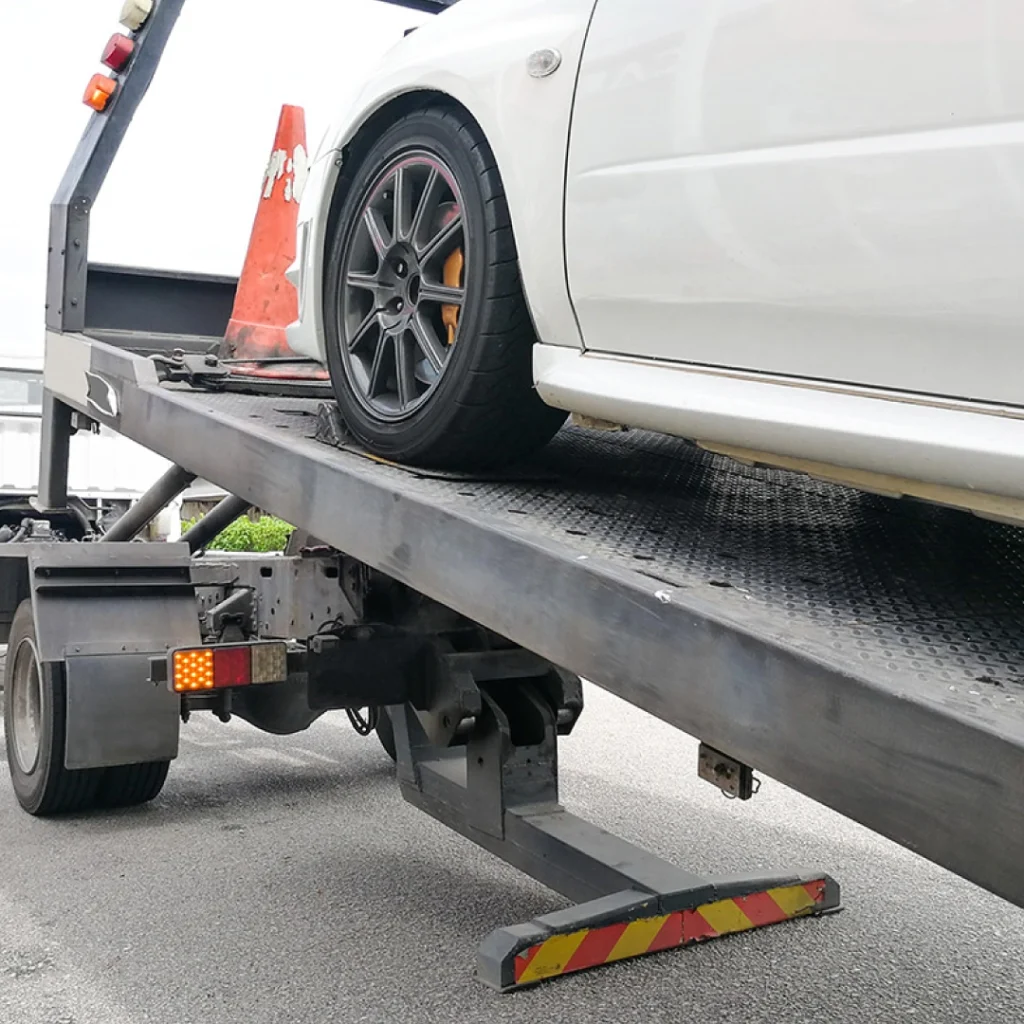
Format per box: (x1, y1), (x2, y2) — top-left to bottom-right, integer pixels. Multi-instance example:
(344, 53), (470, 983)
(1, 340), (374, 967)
(375, 707), (397, 762)
(323, 104), (566, 469)
(3, 600), (101, 815)
(96, 760), (170, 809)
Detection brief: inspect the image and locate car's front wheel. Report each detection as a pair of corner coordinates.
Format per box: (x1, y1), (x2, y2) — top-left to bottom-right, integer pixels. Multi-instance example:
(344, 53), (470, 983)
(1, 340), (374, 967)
(322, 104), (566, 469)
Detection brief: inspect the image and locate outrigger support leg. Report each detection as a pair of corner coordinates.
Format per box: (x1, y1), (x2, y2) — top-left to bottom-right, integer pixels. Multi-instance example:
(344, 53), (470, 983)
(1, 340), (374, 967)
(387, 655), (840, 991)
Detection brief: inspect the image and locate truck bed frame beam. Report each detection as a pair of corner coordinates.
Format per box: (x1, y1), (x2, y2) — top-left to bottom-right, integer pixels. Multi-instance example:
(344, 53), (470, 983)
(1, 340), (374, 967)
(38, 329), (1024, 914)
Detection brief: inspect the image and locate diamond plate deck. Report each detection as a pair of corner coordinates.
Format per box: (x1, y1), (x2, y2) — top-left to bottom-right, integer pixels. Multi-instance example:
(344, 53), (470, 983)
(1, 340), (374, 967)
(55, 344), (1024, 906)
(211, 391), (1024, 726)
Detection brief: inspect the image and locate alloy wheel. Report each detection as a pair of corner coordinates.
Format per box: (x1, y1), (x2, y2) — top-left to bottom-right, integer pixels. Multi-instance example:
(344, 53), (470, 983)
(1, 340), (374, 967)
(337, 151), (468, 420)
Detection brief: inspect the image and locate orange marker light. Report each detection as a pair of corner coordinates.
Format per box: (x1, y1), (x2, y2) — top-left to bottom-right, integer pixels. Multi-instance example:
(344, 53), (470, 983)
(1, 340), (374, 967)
(172, 649), (215, 693)
(83, 74), (117, 112)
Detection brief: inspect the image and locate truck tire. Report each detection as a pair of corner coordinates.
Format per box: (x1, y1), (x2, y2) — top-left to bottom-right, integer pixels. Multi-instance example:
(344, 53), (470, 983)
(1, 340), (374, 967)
(96, 760), (170, 808)
(323, 104), (566, 469)
(376, 707), (397, 762)
(3, 600), (101, 815)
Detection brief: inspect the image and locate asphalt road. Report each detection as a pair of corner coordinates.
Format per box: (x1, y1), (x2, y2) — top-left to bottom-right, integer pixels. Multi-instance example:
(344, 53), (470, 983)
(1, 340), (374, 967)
(0, 684), (1021, 1024)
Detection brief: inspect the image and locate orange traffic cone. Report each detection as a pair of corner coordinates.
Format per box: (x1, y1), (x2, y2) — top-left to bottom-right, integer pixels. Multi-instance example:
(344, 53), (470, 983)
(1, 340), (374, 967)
(219, 104), (327, 382)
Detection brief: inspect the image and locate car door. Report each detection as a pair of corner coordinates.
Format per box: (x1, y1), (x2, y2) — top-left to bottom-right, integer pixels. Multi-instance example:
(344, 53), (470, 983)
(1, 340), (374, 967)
(564, 0), (1024, 406)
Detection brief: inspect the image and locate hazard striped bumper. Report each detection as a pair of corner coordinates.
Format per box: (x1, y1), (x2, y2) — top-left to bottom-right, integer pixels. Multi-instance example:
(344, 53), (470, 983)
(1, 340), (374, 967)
(479, 874), (840, 991)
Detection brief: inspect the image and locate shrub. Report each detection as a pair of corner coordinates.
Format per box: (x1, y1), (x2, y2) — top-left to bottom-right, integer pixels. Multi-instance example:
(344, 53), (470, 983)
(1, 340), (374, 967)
(180, 513), (294, 552)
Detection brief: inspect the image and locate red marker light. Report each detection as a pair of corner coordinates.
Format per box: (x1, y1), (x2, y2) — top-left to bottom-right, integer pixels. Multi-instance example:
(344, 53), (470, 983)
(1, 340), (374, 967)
(212, 647), (251, 688)
(102, 33), (135, 72)
(83, 74), (117, 112)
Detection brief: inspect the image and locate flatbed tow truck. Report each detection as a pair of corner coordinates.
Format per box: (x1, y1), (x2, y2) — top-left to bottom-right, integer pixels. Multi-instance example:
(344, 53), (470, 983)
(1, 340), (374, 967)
(3, 0), (1023, 994)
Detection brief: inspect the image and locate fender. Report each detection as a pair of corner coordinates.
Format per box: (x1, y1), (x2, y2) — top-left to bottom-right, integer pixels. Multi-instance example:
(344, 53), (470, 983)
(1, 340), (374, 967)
(288, 0), (596, 363)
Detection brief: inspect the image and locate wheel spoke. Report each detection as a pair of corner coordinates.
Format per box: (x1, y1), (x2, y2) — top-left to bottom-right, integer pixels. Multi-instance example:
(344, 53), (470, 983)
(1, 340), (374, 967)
(419, 213), (463, 268)
(393, 166), (412, 242)
(346, 270), (379, 292)
(410, 313), (446, 373)
(410, 168), (443, 252)
(418, 281), (465, 306)
(363, 206), (391, 260)
(367, 332), (392, 397)
(395, 331), (417, 409)
(347, 307), (381, 352)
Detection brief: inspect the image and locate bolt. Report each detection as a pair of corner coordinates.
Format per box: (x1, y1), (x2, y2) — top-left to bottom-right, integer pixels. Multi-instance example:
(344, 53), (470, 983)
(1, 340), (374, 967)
(395, 300), (404, 312)
(395, 259), (407, 276)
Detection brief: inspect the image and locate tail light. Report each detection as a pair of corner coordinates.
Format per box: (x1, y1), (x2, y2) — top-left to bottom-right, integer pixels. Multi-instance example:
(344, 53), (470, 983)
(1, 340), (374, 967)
(170, 642), (289, 692)
(83, 74), (117, 112)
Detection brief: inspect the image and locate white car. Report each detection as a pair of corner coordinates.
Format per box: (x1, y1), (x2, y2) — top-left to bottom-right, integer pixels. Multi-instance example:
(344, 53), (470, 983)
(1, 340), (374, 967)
(288, 0), (1024, 525)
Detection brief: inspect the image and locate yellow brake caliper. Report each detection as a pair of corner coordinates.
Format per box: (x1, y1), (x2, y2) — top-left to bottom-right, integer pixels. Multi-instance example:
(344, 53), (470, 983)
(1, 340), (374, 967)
(441, 246), (464, 346)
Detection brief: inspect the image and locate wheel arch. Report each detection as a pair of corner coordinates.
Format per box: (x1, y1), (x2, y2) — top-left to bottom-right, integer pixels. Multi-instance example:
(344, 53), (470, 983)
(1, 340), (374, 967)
(320, 89), (471, 311)
(317, 91), (568, 467)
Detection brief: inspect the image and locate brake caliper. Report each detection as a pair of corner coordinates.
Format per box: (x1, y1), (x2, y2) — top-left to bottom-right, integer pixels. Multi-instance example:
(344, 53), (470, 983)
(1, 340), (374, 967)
(441, 247), (464, 345)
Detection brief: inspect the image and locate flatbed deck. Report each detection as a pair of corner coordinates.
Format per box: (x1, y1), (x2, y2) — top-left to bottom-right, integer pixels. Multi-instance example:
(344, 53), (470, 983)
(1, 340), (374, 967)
(42, 328), (1024, 911)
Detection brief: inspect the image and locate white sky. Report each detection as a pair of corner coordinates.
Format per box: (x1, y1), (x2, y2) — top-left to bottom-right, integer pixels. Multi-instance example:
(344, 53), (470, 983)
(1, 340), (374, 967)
(0, 0), (426, 362)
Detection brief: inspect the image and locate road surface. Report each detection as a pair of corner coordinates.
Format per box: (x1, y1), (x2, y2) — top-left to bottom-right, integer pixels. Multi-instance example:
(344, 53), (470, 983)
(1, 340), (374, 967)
(0, 685), (1021, 1024)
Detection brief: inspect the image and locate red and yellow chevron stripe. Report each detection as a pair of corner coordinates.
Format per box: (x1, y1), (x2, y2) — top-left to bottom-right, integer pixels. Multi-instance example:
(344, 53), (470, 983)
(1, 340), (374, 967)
(513, 879), (829, 987)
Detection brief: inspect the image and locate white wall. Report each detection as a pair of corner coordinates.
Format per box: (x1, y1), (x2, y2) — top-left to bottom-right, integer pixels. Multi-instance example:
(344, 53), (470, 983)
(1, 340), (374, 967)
(0, 416), (170, 499)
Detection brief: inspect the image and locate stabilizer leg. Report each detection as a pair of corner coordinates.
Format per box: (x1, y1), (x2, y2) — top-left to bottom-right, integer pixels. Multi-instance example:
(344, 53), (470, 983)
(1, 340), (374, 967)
(387, 648), (841, 991)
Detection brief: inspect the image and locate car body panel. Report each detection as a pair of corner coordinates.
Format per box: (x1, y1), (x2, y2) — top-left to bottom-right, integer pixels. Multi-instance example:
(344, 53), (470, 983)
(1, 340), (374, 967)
(564, 0), (1024, 406)
(534, 343), (1024, 506)
(286, 0), (595, 364)
(292, 0), (1024, 512)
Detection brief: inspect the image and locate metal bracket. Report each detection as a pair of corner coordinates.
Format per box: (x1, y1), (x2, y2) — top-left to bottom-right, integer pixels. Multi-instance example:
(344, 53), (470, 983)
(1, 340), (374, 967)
(306, 625), (432, 710)
(697, 742), (757, 800)
(151, 350), (229, 389)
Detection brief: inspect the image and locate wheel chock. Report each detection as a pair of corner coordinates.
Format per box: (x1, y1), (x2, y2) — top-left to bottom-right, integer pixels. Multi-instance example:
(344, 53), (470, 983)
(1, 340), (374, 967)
(478, 873), (840, 991)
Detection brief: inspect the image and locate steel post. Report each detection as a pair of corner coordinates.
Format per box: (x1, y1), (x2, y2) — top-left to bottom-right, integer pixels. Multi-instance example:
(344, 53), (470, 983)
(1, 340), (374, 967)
(180, 495), (251, 553)
(34, 392), (73, 512)
(101, 465), (196, 543)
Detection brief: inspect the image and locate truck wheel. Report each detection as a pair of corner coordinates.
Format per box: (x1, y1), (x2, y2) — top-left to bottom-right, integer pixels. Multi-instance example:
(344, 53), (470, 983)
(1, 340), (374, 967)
(323, 104), (566, 469)
(96, 760), (170, 808)
(3, 600), (101, 815)
(375, 707), (397, 762)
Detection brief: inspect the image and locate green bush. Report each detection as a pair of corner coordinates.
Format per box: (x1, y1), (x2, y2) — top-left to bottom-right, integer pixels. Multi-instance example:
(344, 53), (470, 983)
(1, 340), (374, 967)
(181, 513), (294, 552)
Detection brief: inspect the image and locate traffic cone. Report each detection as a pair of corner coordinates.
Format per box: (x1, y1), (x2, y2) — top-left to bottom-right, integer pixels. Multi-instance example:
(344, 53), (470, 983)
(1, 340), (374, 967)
(219, 104), (327, 381)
